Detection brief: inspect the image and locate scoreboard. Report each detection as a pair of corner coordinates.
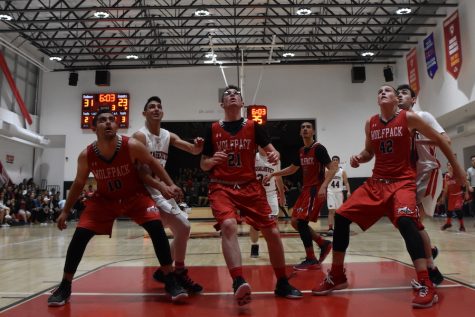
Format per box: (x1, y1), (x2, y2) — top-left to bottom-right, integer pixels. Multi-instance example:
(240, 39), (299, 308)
(81, 93), (130, 129)
(247, 105), (267, 125)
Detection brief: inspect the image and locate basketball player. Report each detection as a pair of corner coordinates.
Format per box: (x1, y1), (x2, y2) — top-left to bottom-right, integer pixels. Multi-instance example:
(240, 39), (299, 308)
(48, 109), (187, 307)
(132, 96), (203, 294)
(312, 85), (466, 309)
(467, 155), (475, 216)
(264, 122), (337, 271)
(200, 85), (302, 305)
(440, 162), (472, 231)
(326, 155), (351, 236)
(397, 84), (446, 284)
(250, 147), (286, 258)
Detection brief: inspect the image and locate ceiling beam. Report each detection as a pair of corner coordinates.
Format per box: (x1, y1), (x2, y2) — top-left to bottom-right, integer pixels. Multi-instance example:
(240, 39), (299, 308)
(1, 3), (458, 14)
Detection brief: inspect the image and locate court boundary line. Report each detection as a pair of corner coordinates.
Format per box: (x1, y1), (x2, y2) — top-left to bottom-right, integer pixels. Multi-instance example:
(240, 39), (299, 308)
(35, 283), (463, 297)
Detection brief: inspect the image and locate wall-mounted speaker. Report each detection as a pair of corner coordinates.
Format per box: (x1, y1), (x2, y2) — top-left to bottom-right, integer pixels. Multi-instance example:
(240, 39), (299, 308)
(351, 66), (366, 83)
(384, 66), (394, 82)
(68, 72), (78, 86)
(95, 70), (110, 86)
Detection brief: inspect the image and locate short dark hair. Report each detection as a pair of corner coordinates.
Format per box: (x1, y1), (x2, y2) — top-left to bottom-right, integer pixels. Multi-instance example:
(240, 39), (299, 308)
(300, 121), (314, 129)
(92, 108), (114, 127)
(332, 155), (340, 161)
(221, 85), (241, 102)
(471, 154), (475, 160)
(396, 84), (416, 98)
(144, 96), (162, 111)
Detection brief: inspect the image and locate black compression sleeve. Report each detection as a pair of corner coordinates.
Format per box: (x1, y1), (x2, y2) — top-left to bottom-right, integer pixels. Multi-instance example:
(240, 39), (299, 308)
(297, 220), (313, 248)
(64, 227), (95, 274)
(397, 217), (425, 261)
(142, 220), (173, 266)
(333, 213), (351, 252)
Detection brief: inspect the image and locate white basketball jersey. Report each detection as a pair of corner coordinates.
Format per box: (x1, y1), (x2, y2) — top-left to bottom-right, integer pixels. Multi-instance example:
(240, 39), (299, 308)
(415, 111), (444, 174)
(327, 166), (344, 193)
(255, 153), (280, 195)
(139, 126), (181, 214)
(139, 126), (170, 167)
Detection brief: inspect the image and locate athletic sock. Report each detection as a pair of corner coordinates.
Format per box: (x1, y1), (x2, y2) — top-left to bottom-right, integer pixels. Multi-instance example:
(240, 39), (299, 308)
(273, 266), (287, 279)
(175, 261), (185, 272)
(230, 267), (243, 279)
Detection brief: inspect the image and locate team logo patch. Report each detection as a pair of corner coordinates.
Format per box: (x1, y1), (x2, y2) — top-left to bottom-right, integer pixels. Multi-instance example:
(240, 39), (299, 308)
(146, 206), (159, 213)
(294, 207), (304, 214)
(397, 206), (414, 216)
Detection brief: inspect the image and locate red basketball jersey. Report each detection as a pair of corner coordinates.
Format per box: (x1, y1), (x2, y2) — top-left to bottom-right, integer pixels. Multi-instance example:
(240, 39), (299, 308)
(445, 173), (464, 210)
(299, 142), (325, 187)
(210, 119), (257, 182)
(370, 110), (416, 180)
(87, 135), (147, 199)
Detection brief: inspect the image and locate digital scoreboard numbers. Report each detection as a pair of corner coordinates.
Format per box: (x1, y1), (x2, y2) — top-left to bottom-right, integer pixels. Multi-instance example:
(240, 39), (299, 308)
(81, 93), (130, 129)
(247, 105), (267, 125)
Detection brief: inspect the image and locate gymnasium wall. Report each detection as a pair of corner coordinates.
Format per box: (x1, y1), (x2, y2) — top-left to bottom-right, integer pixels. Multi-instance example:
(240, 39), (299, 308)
(39, 64), (391, 192)
(3, 0), (470, 194)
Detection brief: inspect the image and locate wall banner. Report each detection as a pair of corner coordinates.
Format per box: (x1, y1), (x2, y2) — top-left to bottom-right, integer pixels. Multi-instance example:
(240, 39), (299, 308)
(406, 48), (420, 95)
(443, 10), (462, 79)
(424, 33), (438, 79)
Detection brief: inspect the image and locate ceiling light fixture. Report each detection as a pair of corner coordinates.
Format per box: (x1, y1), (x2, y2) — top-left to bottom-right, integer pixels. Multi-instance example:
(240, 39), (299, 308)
(49, 56), (62, 61)
(94, 11), (110, 18)
(0, 14), (13, 21)
(396, 8), (412, 15)
(205, 52), (217, 59)
(361, 51), (375, 57)
(296, 8), (312, 16)
(282, 52), (295, 58)
(195, 9), (211, 17)
(126, 54), (139, 60)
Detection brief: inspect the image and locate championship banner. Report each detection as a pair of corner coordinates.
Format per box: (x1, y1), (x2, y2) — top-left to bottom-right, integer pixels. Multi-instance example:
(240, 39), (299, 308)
(424, 33), (438, 79)
(406, 48), (420, 95)
(443, 10), (462, 79)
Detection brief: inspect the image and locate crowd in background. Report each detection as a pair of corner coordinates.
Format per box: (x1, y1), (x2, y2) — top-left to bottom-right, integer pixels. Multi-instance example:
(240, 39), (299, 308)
(0, 179), (88, 227)
(2, 167), (472, 228)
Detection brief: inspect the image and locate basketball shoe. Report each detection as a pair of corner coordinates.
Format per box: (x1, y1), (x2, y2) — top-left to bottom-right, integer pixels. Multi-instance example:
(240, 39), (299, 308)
(312, 269), (348, 295)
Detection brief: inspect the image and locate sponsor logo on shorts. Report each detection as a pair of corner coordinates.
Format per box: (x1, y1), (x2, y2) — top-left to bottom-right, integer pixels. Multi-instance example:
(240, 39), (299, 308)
(397, 206), (414, 216)
(294, 207), (304, 214)
(147, 206), (159, 213)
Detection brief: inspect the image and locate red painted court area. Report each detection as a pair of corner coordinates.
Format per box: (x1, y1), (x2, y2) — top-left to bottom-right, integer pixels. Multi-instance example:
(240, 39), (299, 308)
(1, 261), (474, 317)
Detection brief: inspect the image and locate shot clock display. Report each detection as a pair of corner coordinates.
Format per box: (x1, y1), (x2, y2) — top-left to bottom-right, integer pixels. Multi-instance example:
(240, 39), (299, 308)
(247, 105), (267, 125)
(81, 93), (130, 129)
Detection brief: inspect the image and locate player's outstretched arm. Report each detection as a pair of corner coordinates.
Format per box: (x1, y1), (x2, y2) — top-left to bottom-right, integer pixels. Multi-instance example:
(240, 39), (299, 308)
(170, 133), (204, 155)
(407, 111), (466, 185)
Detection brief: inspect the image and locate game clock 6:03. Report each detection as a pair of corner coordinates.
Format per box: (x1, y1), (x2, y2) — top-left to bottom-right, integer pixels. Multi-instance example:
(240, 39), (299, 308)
(246, 105), (267, 125)
(81, 93), (130, 129)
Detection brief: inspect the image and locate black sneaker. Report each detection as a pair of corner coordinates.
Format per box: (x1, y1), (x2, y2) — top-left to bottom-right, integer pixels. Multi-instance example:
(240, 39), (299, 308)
(153, 268), (165, 283)
(431, 246), (438, 260)
(163, 272), (188, 302)
(250, 244), (259, 258)
(274, 277), (303, 299)
(428, 267), (444, 286)
(47, 280), (71, 307)
(441, 223), (452, 230)
(232, 276), (251, 306)
(176, 269), (203, 294)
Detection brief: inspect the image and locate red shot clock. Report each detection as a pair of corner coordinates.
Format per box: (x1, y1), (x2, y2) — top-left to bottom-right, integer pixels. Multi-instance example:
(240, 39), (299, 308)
(247, 105), (267, 125)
